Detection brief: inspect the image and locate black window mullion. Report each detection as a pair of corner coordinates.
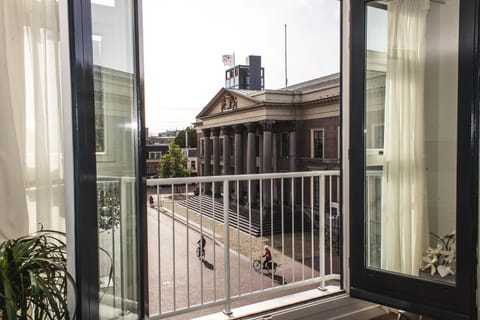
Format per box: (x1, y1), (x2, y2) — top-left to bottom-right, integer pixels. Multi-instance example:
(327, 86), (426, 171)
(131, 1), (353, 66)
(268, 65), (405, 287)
(68, 0), (99, 318)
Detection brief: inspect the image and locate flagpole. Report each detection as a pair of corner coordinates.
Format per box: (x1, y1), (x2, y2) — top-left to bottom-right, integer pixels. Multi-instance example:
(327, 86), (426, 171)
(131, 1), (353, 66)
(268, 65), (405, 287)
(233, 52), (236, 87)
(285, 24), (288, 88)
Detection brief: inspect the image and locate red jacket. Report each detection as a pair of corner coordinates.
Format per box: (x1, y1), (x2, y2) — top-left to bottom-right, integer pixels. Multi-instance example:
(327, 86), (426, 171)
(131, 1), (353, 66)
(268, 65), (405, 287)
(263, 248), (272, 261)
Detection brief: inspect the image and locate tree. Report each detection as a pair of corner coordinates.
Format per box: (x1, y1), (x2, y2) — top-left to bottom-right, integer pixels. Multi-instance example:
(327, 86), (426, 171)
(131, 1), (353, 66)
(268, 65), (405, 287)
(174, 127), (197, 148)
(159, 141), (190, 178)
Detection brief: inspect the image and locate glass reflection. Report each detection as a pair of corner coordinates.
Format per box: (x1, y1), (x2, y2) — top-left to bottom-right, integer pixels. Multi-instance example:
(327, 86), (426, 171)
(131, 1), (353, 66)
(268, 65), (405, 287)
(365, 0), (458, 284)
(91, 0), (140, 317)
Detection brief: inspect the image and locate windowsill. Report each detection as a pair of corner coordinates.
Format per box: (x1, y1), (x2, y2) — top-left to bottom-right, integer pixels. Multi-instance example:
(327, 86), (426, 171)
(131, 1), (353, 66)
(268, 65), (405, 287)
(194, 286), (348, 320)
(193, 290), (391, 320)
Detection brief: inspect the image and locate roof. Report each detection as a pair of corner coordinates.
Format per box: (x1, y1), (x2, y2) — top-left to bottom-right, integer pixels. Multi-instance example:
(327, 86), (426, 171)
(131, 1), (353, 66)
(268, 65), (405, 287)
(195, 73), (340, 122)
(282, 73), (340, 92)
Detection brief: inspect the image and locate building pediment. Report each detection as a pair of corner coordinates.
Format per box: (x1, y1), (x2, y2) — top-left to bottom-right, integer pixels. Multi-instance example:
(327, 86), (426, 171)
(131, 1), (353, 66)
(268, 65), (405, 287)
(196, 88), (259, 119)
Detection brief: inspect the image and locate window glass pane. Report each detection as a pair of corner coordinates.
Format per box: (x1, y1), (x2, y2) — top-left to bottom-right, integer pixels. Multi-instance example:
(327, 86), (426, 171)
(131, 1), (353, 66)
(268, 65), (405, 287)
(91, 0), (141, 317)
(313, 130), (324, 158)
(365, 0), (458, 284)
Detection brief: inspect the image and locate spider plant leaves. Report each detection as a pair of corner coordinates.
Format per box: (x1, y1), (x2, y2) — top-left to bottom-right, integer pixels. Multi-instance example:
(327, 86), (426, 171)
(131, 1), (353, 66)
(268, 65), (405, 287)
(0, 230), (75, 319)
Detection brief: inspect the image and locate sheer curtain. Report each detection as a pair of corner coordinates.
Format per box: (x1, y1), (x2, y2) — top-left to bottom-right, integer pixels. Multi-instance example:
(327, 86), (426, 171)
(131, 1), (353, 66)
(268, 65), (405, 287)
(0, 0), (64, 242)
(380, 0), (429, 275)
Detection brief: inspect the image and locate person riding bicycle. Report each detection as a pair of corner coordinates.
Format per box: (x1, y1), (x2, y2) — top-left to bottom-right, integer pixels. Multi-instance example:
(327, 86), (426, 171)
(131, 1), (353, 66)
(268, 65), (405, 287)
(149, 195), (154, 207)
(262, 245), (272, 269)
(197, 235), (206, 257)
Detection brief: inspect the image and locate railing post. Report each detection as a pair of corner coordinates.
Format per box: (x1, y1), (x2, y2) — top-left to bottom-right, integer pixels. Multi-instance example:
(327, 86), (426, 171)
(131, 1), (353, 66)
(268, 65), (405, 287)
(223, 180), (232, 315)
(319, 175), (327, 291)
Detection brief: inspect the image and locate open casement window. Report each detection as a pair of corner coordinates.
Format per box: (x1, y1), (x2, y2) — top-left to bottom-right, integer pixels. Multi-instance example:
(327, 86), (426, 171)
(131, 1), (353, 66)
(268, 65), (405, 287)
(69, 0), (148, 318)
(349, 0), (478, 319)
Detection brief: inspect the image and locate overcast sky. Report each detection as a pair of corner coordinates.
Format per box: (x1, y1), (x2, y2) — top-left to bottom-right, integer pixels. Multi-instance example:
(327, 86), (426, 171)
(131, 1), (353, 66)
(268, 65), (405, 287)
(142, 0), (340, 135)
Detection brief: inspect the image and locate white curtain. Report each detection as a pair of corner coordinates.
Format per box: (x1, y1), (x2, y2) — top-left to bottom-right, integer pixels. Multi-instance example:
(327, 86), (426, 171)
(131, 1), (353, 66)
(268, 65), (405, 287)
(380, 0), (429, 275)
(0, 0), (63, 242)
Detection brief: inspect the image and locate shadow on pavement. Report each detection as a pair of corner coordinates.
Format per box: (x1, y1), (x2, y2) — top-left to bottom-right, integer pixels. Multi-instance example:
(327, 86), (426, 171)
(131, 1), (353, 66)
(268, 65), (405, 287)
(202, 260), (215, 270)
(272, 274), (287, 285)
(261, 272), (287, 285)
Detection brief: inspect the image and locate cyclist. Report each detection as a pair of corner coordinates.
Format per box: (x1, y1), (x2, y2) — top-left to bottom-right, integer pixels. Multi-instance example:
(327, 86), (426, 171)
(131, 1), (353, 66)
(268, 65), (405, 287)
(262, 245), (272, 269)
(197, 235), (206, 258)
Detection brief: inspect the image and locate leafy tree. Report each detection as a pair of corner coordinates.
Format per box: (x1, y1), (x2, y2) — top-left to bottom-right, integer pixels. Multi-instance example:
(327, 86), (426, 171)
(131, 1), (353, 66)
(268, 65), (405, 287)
(174, 127), (197, 148)
(160, 141), (190, 178)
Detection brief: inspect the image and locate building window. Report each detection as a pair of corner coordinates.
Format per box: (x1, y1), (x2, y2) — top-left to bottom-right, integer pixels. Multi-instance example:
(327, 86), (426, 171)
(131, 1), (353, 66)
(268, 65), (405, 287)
(191, 160), (196, 170)
(280, 133), (289, 158)
(148, 151), (162, 160)
(312, 129), (324, 159)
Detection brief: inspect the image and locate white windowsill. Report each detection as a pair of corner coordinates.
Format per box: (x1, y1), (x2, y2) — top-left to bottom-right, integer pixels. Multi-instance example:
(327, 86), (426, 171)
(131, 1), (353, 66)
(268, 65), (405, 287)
(192, 286), (386, 320)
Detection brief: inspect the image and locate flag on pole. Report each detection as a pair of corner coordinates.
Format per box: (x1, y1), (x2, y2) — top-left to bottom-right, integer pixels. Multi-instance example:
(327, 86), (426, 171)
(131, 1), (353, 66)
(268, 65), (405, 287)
(222, 54), (234, 67)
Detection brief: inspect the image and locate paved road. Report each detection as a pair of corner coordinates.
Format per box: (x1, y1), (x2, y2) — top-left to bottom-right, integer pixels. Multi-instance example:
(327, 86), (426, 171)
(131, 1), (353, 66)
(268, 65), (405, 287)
(146, 203), (339, 319)
(147, 206), (293, 317)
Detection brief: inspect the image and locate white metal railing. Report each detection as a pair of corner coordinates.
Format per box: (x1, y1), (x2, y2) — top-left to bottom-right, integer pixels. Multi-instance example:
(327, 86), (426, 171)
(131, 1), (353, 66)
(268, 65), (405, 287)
(146, 170), (341, 319)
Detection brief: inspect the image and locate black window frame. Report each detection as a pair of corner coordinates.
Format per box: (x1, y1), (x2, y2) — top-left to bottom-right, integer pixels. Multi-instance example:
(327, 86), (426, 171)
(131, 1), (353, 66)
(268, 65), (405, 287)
(68, 0), (148, 318)
(349, 1), (479, 319)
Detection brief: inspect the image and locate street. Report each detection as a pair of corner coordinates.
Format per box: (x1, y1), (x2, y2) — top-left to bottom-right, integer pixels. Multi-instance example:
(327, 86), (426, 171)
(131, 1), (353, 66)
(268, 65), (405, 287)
(147, 206), (292, 316)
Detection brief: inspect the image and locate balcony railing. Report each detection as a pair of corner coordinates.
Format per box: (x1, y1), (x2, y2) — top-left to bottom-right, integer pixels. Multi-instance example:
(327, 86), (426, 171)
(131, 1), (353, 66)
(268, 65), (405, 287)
(146, 170), (341, 319)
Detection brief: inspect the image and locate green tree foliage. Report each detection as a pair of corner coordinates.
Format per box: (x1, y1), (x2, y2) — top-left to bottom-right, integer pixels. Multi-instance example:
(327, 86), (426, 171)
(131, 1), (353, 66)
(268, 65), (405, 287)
(174, 127), (197, 148)
(160, 141), (190, 178)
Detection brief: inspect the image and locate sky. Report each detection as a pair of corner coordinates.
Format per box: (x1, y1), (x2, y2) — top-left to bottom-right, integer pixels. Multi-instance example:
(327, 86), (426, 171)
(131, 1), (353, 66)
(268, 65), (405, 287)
(142, 0), (340, 135)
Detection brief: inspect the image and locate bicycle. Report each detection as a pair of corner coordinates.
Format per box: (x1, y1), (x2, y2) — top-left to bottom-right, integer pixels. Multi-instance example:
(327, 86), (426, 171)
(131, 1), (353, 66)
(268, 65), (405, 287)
(252, 258), (278, 274)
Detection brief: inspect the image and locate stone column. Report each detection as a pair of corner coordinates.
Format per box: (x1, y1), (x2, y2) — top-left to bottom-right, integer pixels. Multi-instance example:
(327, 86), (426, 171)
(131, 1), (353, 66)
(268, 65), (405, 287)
(259, 130), (263, 172)
(246, 122), (257, 206)
(233, 124), (244, 200)
(202, 128), (211, 194)
(262, 121), (274, 210)
(246, 123), (257, 174)
(212, 127), (220, 195)
(272, 126), (279, 204)
(234, 125), (243, 174)
(222, 126), (232, 175)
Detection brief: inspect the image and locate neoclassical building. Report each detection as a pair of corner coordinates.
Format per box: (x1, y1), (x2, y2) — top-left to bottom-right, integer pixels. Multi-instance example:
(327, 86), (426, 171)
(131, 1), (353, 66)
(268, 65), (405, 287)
(194, 73), (340, 208)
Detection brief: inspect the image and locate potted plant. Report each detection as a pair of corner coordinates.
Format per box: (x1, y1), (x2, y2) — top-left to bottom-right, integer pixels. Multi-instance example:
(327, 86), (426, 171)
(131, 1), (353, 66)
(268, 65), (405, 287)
(0, 230), (75, 319)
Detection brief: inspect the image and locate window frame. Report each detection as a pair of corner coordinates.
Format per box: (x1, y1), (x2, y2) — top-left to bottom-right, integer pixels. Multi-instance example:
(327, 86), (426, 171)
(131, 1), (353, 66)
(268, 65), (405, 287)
(348, 1), (478, 319)
(311, 128), (325, 159)
(280, 132), (289, 158)
(68, 0), (148, 318)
